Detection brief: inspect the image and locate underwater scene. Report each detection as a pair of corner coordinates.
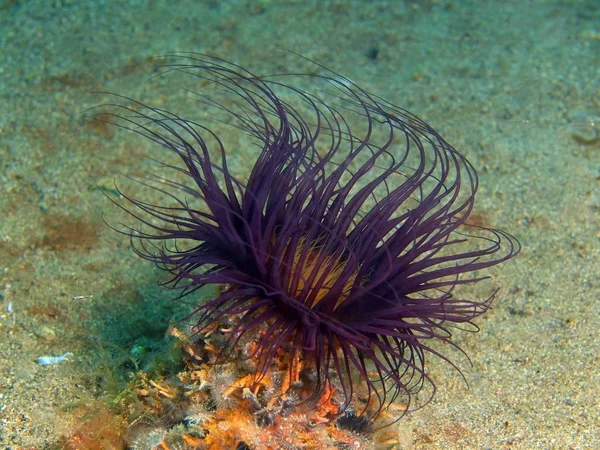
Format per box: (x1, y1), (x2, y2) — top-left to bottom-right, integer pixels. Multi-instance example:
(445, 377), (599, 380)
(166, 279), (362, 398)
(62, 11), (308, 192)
(0, 1), (598, 449)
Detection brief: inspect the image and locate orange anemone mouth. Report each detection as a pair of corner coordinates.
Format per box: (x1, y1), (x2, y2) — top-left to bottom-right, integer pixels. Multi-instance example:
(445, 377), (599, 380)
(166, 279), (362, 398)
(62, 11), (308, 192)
(282, 236), (359, 312)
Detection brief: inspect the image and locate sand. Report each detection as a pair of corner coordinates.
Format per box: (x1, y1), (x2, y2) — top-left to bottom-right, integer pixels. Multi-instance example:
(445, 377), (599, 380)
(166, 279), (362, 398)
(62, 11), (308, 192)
(0, 0), (598, 448)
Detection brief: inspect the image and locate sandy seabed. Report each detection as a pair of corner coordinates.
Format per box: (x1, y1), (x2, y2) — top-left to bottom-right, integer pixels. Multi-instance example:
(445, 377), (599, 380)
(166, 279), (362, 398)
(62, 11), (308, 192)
(0, 1), (598, 448)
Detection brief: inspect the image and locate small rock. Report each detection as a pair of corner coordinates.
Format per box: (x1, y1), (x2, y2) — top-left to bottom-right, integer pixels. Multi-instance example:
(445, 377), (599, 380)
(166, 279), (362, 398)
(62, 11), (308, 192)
(38, 326), (56, 342)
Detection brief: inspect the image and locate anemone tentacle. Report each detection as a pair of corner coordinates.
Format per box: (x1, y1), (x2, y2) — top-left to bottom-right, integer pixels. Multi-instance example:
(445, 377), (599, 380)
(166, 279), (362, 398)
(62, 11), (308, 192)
(99, 54), (519, 426)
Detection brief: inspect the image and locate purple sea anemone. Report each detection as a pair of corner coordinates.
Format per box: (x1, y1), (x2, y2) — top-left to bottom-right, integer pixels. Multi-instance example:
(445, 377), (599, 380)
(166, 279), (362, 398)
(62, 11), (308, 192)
(101, 55), (519, 426)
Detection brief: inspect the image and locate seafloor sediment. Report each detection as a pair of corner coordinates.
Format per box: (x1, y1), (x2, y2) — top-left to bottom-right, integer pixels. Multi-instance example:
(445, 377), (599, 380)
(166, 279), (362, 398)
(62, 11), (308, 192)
(0, 1), (598, 448)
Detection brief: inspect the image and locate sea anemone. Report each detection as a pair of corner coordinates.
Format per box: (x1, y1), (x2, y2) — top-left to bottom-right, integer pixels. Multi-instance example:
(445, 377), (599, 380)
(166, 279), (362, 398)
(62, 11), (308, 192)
(100, 54), (519, 427)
